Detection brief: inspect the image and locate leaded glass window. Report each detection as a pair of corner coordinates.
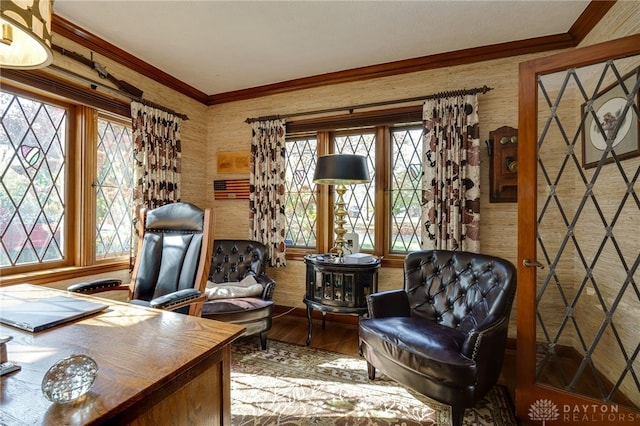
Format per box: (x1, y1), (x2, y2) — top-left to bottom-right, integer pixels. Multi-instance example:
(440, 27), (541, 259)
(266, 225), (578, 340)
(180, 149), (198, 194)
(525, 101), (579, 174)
(95, 115), (133, 259)
(0, 91), (67, 267)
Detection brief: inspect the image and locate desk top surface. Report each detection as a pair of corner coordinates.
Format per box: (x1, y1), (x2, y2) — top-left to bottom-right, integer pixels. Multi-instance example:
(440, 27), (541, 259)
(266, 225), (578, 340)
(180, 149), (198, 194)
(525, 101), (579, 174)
(0, 284), (244, 425)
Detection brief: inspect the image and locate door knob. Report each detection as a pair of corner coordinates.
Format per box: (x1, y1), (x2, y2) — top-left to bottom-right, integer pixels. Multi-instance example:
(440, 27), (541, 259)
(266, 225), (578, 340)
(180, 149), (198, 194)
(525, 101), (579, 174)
(523, 259), (544, 269)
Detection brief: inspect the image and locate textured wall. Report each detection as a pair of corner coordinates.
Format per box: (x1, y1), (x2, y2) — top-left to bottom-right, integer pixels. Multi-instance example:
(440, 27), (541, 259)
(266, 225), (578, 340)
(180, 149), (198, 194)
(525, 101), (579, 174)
(570, 0), (640, 406)
(206, 48), (552, 318)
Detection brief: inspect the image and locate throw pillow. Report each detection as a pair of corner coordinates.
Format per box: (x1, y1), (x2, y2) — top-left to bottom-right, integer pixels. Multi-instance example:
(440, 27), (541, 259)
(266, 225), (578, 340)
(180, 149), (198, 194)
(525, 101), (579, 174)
(205, 275), (262, 300)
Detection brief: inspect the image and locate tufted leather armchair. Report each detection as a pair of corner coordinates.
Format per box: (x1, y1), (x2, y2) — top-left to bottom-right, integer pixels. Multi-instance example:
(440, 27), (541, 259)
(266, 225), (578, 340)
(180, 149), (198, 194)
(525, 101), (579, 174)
(359, 250), (517, 426)
(201, 240), (275, 350)
(68, 202), (214, 317)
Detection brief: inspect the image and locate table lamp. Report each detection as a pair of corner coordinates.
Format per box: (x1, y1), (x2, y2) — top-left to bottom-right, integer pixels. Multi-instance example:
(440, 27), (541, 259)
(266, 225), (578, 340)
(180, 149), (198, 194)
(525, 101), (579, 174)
(313, 154), (370, 260)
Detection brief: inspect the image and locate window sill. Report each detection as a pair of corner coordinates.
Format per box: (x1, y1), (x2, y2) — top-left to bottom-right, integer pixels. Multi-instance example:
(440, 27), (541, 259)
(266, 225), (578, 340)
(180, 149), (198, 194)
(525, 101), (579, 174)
(0, 262), (130, 287)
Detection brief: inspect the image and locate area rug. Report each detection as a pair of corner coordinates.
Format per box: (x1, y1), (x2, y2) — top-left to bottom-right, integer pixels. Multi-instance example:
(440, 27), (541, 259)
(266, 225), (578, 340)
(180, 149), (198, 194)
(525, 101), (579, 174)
(230, 339), (516, 426)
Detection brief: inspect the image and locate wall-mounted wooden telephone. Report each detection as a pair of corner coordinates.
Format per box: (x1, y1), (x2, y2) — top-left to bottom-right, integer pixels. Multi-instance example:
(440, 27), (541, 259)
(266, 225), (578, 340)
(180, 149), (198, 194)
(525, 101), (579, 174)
(486, 126), (518, 203)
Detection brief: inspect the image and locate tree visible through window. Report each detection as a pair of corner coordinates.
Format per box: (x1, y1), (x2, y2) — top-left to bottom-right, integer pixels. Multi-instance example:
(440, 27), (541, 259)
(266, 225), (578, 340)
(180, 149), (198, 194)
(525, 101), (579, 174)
(96, 115), (133, 260)
(284, 136), (317, 248)
(1, 86), (134, 274)
(284, 109), (424, 261)
(390, 126), (423, 253)
(0, 91), (67, 268)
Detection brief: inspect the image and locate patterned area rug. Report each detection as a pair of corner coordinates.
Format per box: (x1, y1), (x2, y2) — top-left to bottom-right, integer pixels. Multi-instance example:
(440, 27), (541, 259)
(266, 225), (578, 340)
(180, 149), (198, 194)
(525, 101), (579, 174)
(230, 339), (516, 426)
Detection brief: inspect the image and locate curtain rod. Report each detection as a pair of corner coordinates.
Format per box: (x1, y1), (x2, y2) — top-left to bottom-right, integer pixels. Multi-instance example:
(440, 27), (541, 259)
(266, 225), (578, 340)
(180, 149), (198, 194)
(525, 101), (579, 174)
(245, 85), (492, 124)
(47, 64), (189, 121)
(134, 99), (189, 121)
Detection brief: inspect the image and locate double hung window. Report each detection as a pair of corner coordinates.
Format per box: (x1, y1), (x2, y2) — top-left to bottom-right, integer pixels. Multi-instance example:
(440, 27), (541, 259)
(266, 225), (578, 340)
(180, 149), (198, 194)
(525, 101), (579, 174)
(284, 106), (424, 265)
(1, 85), (133, 275)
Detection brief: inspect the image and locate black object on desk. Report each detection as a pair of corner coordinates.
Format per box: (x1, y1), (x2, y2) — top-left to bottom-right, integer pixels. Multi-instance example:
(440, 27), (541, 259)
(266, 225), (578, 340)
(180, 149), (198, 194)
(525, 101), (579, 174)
(303, 254), (380, 345)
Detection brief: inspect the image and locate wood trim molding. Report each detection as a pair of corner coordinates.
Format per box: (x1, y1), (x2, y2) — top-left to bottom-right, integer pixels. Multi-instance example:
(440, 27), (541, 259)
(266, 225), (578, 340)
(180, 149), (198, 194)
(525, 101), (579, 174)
(568, 0), (617, 44)
(1, 69), (131, 117)
(51, 1), (613, 106)
(208, 34), (576, 105)
(52, 14), (209, 105)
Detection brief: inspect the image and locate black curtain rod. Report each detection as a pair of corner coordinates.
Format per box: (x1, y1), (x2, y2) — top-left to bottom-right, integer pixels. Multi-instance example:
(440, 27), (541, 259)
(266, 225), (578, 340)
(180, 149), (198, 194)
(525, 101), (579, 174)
(245, 85), (492, 124)
(135, 98), (189, 121)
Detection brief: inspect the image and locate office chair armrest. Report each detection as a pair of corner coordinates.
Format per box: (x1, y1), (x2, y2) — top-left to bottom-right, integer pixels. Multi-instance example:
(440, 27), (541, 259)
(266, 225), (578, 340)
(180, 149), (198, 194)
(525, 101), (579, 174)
(67, 279), (127, 294)
(150, 289), (206, 311)
(366, 289), (410, 319)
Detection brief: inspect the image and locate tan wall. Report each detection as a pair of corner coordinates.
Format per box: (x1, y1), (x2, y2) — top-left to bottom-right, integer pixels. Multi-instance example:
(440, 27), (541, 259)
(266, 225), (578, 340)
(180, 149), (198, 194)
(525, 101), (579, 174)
(570, 0), (640, 405)
(206, 45), (555, 324)
(206, 4), (640, 361)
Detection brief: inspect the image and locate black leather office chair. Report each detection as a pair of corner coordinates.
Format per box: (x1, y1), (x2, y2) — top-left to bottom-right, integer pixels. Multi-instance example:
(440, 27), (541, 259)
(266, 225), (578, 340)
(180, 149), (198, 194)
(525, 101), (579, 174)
(359, 250), (517, 426)
(68, 202), (214, 317)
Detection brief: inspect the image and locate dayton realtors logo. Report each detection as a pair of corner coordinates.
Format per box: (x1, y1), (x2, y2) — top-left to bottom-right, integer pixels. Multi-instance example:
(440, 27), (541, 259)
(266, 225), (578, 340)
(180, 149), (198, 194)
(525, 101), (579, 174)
(528, 399), (559, 425)
(528, 399), (639, 424)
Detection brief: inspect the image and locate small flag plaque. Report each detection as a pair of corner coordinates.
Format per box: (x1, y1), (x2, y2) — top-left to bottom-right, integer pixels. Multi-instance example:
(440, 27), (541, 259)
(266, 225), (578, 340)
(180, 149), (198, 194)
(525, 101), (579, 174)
(213, 179), (250, 200)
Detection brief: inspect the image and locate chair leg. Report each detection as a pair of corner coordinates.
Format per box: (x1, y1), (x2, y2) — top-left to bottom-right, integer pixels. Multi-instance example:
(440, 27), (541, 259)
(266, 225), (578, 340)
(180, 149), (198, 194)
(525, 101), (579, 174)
(366, 362), (376, 380)
(259, 332), (268, 350)
(451, 406), (465, 426)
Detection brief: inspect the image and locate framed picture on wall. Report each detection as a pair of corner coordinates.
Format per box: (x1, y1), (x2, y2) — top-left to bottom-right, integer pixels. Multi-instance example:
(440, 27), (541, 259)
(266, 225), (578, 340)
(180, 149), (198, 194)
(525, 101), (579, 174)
(581, 68), (640, 169)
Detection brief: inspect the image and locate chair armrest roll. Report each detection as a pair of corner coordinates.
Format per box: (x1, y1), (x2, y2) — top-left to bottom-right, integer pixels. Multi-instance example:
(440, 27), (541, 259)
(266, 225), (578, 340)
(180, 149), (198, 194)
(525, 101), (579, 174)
(256, 274), (276, 300)
(150, 289), (203, 310)
(366, 289), (410, 318)
(461, 315), (508, 359)
(67, 279), (125, 294)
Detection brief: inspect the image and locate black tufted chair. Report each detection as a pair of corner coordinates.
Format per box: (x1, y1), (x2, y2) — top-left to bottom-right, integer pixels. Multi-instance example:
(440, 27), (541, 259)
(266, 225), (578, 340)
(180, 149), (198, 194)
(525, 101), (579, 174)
(68, 202), (214, 317)
(359, 250), (517, 426)
(201, 240), (275, 350)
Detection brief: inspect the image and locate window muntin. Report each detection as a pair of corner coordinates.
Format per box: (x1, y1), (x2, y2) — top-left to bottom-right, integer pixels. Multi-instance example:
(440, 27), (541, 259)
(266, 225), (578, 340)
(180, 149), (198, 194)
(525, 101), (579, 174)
(333, 131), (376, 251)
(95, 114), (133, 260)
(284, 136), (318, 248)
(285, 112), (424, 261)
(0, 91), (68, 268)
(390, 125), (424, 253)
(0, 84), (133, 276)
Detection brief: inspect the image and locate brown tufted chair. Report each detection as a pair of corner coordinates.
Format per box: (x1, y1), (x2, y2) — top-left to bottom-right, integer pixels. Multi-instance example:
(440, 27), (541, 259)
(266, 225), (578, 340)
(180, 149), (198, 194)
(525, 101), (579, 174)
(359, 250), (517, 426)
(201, 240), (275, 350)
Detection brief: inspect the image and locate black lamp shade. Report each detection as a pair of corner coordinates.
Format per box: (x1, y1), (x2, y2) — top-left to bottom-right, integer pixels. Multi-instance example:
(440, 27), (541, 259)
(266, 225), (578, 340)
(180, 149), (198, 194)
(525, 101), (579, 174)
(313, 154), (370, 184)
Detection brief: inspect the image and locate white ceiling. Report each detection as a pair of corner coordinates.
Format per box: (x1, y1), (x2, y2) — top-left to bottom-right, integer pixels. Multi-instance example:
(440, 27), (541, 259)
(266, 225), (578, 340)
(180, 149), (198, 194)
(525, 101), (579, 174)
(53, 0), (591, 96)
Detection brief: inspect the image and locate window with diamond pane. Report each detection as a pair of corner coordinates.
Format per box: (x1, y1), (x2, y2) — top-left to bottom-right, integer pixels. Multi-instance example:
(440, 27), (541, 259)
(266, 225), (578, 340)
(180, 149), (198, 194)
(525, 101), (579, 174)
(535, 55), (640, 407)
(284, 136), (318, 248)
(390, 125), (423, 252)
(0, 91), (67, 268)
(334, 132), (376, 251)
(95, 115), (133, 259)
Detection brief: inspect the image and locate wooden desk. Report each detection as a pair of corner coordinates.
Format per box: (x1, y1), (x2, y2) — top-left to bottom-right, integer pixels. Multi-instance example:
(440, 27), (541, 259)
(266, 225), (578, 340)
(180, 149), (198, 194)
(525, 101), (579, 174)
(0, 284), (245, 425)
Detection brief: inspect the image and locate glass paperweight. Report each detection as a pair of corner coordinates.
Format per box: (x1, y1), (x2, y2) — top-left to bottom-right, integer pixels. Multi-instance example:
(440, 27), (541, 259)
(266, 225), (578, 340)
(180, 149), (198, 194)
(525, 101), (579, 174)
(41, 354), (98, 403)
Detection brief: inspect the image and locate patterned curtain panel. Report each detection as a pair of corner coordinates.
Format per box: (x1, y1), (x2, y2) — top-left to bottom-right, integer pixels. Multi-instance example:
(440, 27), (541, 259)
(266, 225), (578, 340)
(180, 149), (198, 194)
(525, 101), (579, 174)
(421, 94), (480, 252)
(249, 119), (287, 267)
(130, 101), (183, 267)
(131, 101), (182, 208)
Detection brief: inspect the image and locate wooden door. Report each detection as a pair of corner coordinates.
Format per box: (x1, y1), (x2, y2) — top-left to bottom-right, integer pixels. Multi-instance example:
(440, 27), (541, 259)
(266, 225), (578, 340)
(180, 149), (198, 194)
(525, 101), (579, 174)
(517, 34), (640, 425)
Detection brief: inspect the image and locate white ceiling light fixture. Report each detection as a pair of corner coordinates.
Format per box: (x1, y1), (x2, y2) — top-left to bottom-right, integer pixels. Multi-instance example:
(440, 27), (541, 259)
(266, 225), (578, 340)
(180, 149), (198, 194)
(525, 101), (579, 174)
(0, 0), (53, 69)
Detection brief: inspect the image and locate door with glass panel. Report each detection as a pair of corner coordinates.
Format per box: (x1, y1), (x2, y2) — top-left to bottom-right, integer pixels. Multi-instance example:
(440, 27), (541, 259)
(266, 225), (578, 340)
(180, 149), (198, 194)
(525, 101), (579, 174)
(517, 34), (640, 425)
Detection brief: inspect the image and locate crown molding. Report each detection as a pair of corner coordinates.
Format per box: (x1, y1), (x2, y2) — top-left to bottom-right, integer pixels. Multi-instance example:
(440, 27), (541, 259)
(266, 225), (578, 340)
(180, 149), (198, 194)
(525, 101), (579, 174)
(51, 1), (614, 106)
(52, 14), (209, 104)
